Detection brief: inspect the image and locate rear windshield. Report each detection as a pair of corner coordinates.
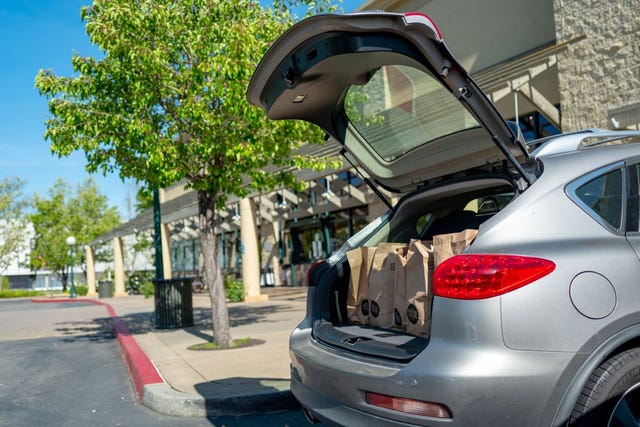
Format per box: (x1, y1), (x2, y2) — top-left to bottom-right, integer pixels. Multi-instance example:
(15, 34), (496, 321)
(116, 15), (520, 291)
(344, 64), (479, 161)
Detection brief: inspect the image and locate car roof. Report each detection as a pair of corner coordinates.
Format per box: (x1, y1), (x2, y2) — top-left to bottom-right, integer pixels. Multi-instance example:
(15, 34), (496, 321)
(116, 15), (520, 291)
(533, 137), (640, 187)
(531, 129), (640, 158)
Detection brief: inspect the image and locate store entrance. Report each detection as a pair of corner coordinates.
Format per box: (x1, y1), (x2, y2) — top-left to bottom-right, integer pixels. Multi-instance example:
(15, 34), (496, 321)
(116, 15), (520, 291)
(284, 207), (368, 286)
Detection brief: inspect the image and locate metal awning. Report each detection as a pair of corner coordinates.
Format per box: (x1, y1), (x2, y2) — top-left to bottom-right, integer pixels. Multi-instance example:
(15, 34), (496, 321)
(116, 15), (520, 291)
(474, 35), (586, 130)
(90, 139), (379, 245)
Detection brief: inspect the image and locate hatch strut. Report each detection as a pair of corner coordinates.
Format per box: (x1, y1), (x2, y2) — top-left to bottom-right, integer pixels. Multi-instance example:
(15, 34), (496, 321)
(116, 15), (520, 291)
(340, 149), (393, 210)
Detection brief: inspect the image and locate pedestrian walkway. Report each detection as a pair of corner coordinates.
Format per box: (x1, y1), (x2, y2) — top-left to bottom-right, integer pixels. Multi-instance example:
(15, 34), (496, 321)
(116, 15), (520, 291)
(33, 287), (308, 418)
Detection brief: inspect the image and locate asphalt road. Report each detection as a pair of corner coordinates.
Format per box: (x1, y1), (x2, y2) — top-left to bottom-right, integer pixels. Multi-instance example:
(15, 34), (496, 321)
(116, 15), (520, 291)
(0, 299), (312, 427)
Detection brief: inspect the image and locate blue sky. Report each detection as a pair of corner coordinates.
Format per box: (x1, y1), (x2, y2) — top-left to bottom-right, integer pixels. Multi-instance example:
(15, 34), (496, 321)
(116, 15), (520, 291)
(0, 0), (362, 220)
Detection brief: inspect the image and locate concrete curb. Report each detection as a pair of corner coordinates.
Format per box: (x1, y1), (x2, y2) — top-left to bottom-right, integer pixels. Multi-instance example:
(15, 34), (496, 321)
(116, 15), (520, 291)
(142, 383), (208, 417)
(30, 297), (298, 417)
(142, 383), (298, 417)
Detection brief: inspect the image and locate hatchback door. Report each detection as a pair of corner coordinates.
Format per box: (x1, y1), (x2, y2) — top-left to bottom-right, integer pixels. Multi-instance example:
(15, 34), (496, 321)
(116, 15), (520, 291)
(247, 12), (539, 194)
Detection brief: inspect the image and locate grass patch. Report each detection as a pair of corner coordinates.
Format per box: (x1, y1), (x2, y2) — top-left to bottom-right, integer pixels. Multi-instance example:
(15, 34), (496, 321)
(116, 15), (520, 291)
(188, 337), (265, 351)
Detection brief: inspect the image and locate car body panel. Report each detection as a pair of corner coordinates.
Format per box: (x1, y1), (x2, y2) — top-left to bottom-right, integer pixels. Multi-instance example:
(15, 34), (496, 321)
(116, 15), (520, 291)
(248, 11), (640, 427)
(287, 144), (640, 425)
(291, 298), (579, 426)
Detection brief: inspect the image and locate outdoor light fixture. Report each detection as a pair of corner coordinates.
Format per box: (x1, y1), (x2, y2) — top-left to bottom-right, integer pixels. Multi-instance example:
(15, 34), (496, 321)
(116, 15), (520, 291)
(66, 235), (77, 298)
(321, 177), (335, 199)
(231, 203), (241, 222)
(611, 117), (620, 129)
(277, 189), (289, 211)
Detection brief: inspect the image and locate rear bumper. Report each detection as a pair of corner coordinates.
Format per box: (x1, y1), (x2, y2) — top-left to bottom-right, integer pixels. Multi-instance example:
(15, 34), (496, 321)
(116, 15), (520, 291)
(290, 325), (577, 426)
(292, 376), (421, 427)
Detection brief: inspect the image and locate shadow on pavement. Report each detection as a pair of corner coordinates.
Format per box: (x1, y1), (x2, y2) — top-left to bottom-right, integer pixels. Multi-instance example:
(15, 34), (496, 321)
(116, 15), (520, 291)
(59, 303), (299, 344)
(193, 377), (299, 417)
(54, 316), (115, 343)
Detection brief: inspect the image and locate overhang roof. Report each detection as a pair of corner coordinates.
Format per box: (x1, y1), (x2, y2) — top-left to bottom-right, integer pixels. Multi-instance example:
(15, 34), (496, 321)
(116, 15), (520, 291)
(90, 140), (347, 245)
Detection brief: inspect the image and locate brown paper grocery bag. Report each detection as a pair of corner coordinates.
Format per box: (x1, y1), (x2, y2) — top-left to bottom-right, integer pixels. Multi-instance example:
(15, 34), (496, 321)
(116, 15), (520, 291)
(367, 243), (406, 328)
(433, 229), (478, 268)
(392, 249), (409, 330)
(402, 239), (433, 337)
(346, 247), (362, 320)
(346, 246), (376, 323)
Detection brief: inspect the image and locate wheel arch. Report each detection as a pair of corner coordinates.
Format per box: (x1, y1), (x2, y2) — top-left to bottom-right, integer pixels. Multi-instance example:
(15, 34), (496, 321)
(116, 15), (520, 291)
(551, 323), (640, 425)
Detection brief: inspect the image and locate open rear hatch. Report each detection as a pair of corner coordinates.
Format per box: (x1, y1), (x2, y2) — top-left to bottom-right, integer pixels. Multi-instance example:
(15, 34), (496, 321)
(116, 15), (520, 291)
(247, 12), (539, 195)
(248, 12), (537, 360)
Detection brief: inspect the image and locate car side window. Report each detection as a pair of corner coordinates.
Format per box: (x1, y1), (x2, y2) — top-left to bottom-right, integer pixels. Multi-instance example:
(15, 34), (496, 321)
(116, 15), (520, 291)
(575, 168), (623, 229)
(416, 213), (432, 235)
(631, 164), (640, 232)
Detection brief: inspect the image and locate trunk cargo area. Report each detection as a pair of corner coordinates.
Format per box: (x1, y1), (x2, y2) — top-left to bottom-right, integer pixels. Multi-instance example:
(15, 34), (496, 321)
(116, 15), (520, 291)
(312, 176), (516, 361)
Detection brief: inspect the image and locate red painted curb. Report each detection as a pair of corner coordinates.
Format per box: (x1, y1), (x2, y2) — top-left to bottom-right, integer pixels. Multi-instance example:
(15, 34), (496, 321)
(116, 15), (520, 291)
(31, 298), (164, 398)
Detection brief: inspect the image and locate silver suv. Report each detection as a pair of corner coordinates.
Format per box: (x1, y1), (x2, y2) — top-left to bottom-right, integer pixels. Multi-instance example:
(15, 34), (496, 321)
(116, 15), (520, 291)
(248, 12), (640, 426)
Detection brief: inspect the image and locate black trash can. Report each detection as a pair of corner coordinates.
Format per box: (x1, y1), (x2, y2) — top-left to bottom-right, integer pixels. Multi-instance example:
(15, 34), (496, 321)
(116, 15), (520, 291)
(153, 278), (194, 329)
(98, 281), (114, 299)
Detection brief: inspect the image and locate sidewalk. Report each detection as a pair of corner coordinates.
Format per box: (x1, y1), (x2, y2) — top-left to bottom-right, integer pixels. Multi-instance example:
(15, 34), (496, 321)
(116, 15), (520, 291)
(34, 287), (308, 418)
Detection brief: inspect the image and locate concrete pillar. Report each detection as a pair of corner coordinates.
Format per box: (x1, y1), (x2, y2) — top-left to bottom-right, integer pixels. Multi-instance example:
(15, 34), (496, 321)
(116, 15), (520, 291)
(230, 230), (239, 269)
(241, 197), (268, 302)
(113, 237), (126, 296)
(85, 245), (97, 296)
(271, 221), (282, 286)
(161, 223), (172, 279)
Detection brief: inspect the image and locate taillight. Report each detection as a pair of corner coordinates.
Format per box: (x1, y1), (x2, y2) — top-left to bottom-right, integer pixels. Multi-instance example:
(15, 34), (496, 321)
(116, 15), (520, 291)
(365, 392), (452, 418)
(433, 254), (555, 300)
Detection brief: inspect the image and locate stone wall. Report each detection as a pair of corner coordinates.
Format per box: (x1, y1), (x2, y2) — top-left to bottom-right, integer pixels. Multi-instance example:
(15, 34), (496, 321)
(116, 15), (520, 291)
(554, 0), (640, 131)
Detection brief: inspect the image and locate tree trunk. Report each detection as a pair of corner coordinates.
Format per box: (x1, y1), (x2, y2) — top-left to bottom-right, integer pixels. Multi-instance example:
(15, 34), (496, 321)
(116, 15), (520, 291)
(197, 189), (232, 348)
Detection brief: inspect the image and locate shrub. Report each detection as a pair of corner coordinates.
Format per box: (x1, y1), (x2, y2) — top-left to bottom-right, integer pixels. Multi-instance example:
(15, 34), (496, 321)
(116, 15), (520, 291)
(0, 290), (43, 299)
(126, 270), (155, 295)
(140, 281), (155, 298)
(224, 276), (244, 302)
(74, 285), (88, 296)
(0, 276), (9, 291)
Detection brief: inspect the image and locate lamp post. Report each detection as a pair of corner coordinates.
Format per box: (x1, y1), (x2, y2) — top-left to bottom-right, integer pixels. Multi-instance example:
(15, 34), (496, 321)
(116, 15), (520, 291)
(66, 236), (77, 298)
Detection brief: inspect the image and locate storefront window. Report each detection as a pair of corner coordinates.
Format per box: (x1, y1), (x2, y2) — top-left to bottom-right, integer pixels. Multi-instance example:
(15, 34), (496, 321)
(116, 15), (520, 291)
(171, 239), (199, 274)
(285, 206), (369, 286)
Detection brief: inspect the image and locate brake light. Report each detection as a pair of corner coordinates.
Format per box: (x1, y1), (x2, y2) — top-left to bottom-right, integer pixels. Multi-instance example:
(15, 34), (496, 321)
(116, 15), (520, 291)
(433, 254), (555, 300)
(403, 12), (443, 41)
(365, 392), (452, 418)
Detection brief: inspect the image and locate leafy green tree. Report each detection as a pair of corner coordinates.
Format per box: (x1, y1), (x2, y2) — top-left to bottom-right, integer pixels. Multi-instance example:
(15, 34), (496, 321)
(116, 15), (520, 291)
(71, 178), (122, 270)
(0, 177), (29, 274)
(123, 184), (154, 271)
(35, 0), (337, 347)
(29, 180), (68, 286)
(134, 188), (154, 214)
(30, 178), (120, 290)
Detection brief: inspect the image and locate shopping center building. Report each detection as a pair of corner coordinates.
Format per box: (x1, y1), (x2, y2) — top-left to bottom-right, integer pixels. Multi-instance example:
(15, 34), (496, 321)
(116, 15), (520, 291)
(84, 0), (640, 298)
